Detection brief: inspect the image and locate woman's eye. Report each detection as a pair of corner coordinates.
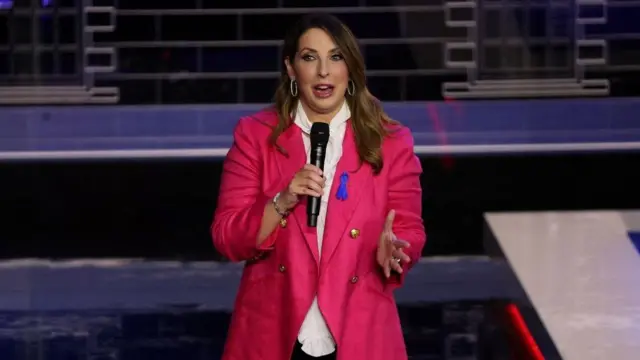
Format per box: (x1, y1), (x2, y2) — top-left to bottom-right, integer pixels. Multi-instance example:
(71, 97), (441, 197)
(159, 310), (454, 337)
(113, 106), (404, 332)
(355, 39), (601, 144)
(331, 54), (344, 61)
(302, 54), (315, 61)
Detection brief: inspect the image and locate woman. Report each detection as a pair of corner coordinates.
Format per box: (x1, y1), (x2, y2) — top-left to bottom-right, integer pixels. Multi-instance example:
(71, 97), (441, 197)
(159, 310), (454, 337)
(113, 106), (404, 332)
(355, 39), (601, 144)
(212, 13), (426, 360)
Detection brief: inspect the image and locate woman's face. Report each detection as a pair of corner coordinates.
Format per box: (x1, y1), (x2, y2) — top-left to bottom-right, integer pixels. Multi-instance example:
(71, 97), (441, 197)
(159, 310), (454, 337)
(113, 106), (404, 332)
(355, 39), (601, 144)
(286, 28), (350, 118)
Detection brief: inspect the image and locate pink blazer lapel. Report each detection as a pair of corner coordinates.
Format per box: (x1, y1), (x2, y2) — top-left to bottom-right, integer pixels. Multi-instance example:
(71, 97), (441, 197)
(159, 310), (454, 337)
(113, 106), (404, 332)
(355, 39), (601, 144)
(274, 124), (320, 263)
(320, 123), (373, 270)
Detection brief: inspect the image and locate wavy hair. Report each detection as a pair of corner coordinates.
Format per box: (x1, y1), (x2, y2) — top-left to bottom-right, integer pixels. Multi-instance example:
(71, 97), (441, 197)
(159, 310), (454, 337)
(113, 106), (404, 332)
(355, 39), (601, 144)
(270, 13), (396, 174)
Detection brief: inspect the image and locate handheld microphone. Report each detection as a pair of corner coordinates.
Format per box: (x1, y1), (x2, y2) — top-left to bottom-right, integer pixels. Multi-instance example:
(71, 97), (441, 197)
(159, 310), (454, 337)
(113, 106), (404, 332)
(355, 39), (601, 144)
(307, 122), (330, 227)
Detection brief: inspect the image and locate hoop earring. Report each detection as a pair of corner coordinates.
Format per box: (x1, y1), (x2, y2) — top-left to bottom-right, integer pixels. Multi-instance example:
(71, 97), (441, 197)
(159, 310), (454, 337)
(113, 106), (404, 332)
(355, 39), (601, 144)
(290, 79), (298, 97)
(347, 80), (355, 96)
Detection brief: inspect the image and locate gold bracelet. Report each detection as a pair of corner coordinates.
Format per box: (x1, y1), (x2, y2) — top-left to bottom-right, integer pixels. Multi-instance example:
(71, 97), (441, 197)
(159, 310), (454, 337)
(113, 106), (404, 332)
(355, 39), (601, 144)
(272, 192), (290, 217)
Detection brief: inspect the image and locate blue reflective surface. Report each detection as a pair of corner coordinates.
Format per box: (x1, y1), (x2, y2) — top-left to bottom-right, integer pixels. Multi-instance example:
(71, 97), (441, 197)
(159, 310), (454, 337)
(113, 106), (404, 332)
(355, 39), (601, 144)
(1, 98), (639, 155)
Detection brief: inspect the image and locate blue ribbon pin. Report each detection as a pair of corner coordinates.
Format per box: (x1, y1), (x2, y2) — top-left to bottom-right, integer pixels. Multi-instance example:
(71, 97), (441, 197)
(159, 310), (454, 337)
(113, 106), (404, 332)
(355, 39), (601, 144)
(336, 171), (349, 201)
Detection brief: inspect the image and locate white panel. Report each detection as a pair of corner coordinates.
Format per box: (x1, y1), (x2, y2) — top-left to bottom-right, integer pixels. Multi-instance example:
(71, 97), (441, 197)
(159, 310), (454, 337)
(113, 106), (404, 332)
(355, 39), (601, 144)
(621, 211), (640, 232)
(486, 211), (640, 360)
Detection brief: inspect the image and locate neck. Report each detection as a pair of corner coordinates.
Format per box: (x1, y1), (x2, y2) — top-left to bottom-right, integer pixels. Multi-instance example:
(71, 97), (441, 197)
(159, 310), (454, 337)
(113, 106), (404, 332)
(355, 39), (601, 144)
(300, 99), (344, 124)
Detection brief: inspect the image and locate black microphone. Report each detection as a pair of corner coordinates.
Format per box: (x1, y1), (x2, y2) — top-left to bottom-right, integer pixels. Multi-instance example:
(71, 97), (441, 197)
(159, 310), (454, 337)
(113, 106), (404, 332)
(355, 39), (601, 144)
(307, 122), (330, 227)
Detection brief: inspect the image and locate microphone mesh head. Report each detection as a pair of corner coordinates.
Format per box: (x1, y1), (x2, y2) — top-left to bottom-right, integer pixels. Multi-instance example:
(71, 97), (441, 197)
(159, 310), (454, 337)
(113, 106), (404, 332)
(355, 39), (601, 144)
(310, 122), (330, 144)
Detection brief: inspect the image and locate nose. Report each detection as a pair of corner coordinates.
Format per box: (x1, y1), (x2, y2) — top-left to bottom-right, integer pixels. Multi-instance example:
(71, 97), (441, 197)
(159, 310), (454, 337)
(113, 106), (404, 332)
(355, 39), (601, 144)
(317, 59), (329, 78)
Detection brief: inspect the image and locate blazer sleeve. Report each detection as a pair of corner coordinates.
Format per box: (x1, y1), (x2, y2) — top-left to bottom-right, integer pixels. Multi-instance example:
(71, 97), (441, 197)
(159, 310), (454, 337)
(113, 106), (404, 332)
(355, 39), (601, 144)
(211, 117), (281, 262)
(385, 127), (426, 288)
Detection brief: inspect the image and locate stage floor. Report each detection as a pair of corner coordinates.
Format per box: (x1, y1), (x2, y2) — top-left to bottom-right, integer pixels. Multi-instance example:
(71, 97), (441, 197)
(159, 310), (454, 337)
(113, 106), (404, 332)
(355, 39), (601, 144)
(0, 257), (517, 360)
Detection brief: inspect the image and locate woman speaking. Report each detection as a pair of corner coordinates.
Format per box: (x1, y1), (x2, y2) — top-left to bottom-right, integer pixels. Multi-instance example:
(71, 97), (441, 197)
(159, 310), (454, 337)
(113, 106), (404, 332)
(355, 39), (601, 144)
(212, 13), (426, 360)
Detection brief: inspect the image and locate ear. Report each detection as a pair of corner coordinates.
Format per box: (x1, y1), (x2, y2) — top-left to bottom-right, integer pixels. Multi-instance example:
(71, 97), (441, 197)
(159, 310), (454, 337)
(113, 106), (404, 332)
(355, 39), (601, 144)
(284, 57), (296, 80)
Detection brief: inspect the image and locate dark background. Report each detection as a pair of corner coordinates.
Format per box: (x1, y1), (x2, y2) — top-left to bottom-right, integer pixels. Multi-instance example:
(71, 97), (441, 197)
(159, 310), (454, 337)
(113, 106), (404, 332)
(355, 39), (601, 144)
(2, 151), (639, 260)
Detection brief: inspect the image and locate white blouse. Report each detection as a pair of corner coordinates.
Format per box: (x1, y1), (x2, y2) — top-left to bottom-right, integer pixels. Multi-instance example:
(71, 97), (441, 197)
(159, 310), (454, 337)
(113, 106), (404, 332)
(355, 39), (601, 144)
(294, 100), (351, 357)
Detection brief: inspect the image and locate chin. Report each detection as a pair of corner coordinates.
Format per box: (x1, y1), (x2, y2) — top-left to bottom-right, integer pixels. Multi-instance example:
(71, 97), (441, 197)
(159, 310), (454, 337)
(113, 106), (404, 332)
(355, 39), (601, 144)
(310, 95), (345, 112)
(311, 102), (342, 115)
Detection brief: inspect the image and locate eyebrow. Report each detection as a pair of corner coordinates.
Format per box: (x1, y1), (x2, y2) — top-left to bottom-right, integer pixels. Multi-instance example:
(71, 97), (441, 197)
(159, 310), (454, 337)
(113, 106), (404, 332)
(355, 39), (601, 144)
(299, 47), (340, 53)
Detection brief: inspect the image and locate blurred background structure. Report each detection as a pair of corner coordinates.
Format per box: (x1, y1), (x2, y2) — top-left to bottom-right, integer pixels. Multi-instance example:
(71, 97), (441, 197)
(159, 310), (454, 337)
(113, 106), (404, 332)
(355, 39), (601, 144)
(4, 0), (640, 104)
(0, 0), (639, 359)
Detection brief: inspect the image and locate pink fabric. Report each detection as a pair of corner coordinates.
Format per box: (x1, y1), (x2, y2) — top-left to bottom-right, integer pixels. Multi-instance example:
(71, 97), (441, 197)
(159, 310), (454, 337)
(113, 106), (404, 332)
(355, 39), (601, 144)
(211, 108), (426, 360)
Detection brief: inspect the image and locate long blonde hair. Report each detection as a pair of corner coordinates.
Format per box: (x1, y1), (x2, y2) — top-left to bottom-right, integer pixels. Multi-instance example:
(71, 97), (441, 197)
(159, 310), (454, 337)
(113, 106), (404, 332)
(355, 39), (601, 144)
(270, 13), (396, 175)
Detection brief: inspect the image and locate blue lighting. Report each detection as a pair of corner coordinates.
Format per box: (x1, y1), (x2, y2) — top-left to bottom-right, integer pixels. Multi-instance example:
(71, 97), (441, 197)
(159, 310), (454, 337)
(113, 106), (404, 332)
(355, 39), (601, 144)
(0, 0), (53, 8)
(630, 233), (640, 255)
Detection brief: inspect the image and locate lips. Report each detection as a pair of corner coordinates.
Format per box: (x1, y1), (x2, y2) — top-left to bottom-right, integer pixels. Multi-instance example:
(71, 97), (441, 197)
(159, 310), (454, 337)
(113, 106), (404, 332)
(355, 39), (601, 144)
(312, 84), (334, 99)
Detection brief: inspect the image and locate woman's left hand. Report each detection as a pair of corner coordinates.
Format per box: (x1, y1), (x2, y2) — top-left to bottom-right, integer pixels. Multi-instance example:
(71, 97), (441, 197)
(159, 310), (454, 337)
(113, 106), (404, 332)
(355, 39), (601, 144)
(376, 209), (412, 278)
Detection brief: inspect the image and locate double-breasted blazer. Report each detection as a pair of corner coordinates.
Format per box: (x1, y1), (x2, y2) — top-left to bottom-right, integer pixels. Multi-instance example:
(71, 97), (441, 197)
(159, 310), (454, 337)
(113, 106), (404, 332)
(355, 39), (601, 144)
(211, 108), (426, 360)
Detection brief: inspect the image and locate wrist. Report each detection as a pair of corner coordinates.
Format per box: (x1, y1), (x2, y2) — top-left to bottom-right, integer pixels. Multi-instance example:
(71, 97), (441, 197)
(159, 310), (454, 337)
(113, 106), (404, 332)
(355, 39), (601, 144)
(273, 192), (296, 217)
(277, 190), (298, 211)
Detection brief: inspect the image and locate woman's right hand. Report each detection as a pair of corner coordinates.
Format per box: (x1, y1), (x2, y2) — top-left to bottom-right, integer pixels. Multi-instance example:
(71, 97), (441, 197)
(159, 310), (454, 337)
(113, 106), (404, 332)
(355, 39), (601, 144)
(279, 164), (325, 210)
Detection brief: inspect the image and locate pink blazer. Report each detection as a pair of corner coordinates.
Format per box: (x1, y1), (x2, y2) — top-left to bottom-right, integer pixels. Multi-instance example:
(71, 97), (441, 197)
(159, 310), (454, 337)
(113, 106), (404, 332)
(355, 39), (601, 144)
(211, 108), (426, 360)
